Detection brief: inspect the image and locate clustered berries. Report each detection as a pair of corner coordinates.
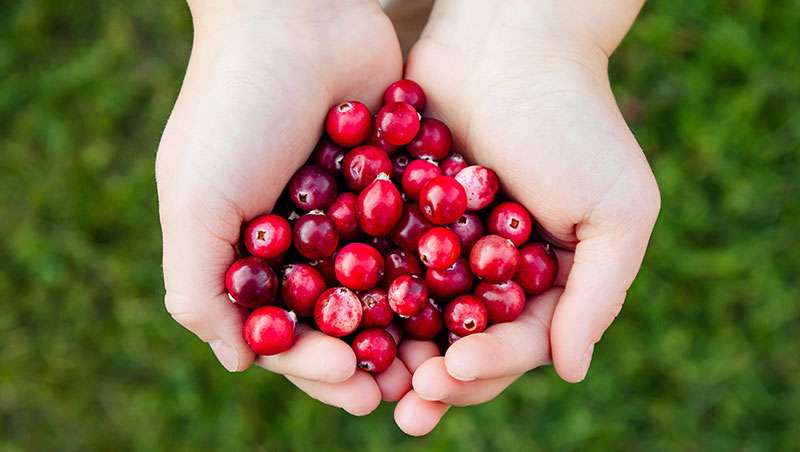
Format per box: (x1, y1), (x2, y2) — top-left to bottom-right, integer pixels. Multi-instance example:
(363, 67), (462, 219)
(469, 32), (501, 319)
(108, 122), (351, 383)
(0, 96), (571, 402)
(225, 80), (558, 374)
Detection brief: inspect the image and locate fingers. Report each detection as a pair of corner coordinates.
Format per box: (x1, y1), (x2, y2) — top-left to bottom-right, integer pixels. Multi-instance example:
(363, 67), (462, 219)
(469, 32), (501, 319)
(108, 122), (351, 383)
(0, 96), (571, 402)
(413, 357), (519, 406)
(394, 391), (449, 437)
(287, 370), (382, 416)
(256, 326), (356, 383)
(398, 340), (441, 373)
(374, 358), (413, 402)
(553, 247), (574, 287)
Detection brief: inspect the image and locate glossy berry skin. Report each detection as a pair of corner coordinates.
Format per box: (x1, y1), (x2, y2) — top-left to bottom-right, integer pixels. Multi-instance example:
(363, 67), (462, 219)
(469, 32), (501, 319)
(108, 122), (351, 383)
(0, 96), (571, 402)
(391, 153), (411, 184)
(470, 235), (520, 282)
(418, 227), (461, 270)
(425, 257), (474, 300)
(326, 192), (361, 241)
(243, 306), (296, 355)
(281, 264), (327, 317)
(407, 118), (452, 160)
(351, 328), (396, 373)
(455, 165), (500, 211)
(288, 165), (338, 211)
(325, 101), (371, 147)
(293, 211), (339, 260)
(440, 153), (468, 177)
(475, 280), (526, 323)
(444, 295), (488, 336)
(368, 126), (400, 155)
(368, 235), (394, 254)
(375, 102), (420, 146)
(390, 204), (433, 251)
(515, 243), (558, 295)
(360, 289), (394, 328)
(243, 214), (292, 259)
(314, 287), (363, 337)
(342, 145), (392, 191)
(225, 257), (278, 308)
(335, 243), (384, 291)
(450, 213), (485, 256)
(387, 274), (429, 317)
(384, 249), (423, 284)
(402, 300), (443, 340)
(419, 176), (468, 225)
(311, 137), (346, 173)
(487, 202), (533, 246)
(402, 159), (441, 201)
(310, 255), (338, 286)
(356, 175), (403, 237)
(383, 79), (427, 111)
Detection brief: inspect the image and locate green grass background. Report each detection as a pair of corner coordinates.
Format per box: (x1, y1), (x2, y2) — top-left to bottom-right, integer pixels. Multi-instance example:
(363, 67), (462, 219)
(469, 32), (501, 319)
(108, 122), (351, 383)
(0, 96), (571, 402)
(2, 1), (799, 450)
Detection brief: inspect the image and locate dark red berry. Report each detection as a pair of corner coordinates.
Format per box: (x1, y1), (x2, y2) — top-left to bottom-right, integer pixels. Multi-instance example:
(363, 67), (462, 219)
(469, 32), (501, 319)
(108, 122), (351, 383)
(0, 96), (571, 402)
(314, 287), (363, 337)
(387, 274), (429, 317)
(418, 227), (461, 270)
(335, 243), (384, 291)
(391, 152), (411, 184)
(360, 289), (394, 328)
(475, 280), (526, 323)
(326, 192), (361, 241)
(309, 254), (338, 286)
(368, 124), (400, 155)
(470, 235), (520, 282)
(351, 328), (397, 373)
(402, 159), (441, 201)
(515, 243), (558, 295)
(487, 202), (533, 246)
(407, 118), (452, 160)
(293, 211), (339, 260)
(447, 331), (462, 345)
(375, 102), (420, 146)
(425, 257), (474, 300)
(402, 300), (443, 340)
(356, 175), (403, 237)
(419, 175), (467, 225)
(288, 165), (338, 211)
(444, 295), (488, 336)
(225, 256), (278, 308)
(325, 101), (371, 147)
(390, 203), (433, 251)
(455, 165), (500, 211)
(383, 249), (423, 284)
(440, 153), (468, 177)
(311, 136), (346, 173)
(281, 264), (327, 317)
(368, 235), (394, 254)
(243, 214), (292, 259)
(450, 213), (484, 256)
(342, 145), (392, 191)
(243, 306), (296, 355)
(383, 79), (427, 111)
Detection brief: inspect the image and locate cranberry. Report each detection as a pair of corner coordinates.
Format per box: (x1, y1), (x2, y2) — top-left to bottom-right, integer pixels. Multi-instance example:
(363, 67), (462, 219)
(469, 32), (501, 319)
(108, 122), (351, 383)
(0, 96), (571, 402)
(440, 153), (468, 177)
(455, 165), (500, 211)
(450, 213), (485, 256)
(475, 280), (526, 324)
(243, 306), (296, 355)
(351, 328), (397, 373)
(407, 118), (452, 160)
(470, 235), (520, 282)
(383, 79), (427, 111)
(342, 145), (392, 191)
(326, 192), (361, 242)
(356, 175), (403, 237)
(360, 289), (394, 328)
(419, 175), (467, 225)
(281, 264), (327, 317)
(387, 274), (429, 317)
(390, 204), (433, 251)
(487, 202), (533, 246)
(425, 257), (474, 300)
(368, 124), (400, 155)
(391, 152), (411, 184)
(309, 254), (338, 286)
(368, 235), (394, 254)
(444, 295), (488, 336)
(375, 102), (420, 146)
(515, 243), (558, 295)
(243, 214), (292, 259)
(314, 287), (363, 337)
(325, 101), (371, 147)
(334, 243), (384, 291)
(293, 211), (339, 260)
(311, 136), (346, 173)
(225, 256), (278, 308)
(447, 331), (462, 345)
(288, 165), (338, 211)
(402, 159), (441, 201)
(383, 249), (423, 284)
(418, 227), (461, 270)
(402, 300), (443, 340)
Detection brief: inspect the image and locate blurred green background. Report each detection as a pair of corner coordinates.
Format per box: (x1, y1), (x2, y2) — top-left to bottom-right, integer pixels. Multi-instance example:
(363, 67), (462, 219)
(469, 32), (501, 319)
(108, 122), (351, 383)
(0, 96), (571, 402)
(2, 1), (799, 450)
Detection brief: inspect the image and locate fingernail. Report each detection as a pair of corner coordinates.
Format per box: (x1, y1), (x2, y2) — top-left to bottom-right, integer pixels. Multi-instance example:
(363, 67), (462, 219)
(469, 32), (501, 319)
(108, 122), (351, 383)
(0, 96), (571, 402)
(577, 343), (595, 381)
(446, 362), (477, 382)
(210, 339), (240, 372)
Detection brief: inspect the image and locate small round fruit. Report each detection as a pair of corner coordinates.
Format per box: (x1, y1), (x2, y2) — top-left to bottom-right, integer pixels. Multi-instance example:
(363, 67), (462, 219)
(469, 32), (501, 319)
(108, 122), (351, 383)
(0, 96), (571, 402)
(342, 145), (392, 191)
(475, 280), (526, 323)
(243, 214), (292, 259)
(326, 192), (361, 241)
(314, 287), (363, 337)
(335, 243), (384, 291)
(288, 165), (338, 211)
(311, 137), (346, 173)
(402, 300), (443, 340)
(243, 306), (296, 355)
(470, 235), (520, 282)
(281, 264), (327, 317)
(384, 249), (423, 284)
(440, 153), (468, 177)
(325, 101), (371, 146)
(515, 243), (558, 295)
(360, 289), (394, 328)
(368, 125), (400, 155)
(390, 203), (433, 251)
(387, 274), (429, 317)
(444, 295), (488, 336)
(225, 257), (278, 308)
(368, 235), (394, 254)
(418, 227), (461, 270)
(402, 159), (441, 201)
(293, 211), (339, 260)
(375, 102), (421, 145)
(383, 79), (427, 111)
(425, 257), (474, 300)
(450, 213), (485, 256)
(391, 152), (411, 184)
(407, 118), (452, 160)
(356, 175), (403, 237)
(419, 176), (467, 225)
(455, 165), (500, 211)
(310, 254), (338, 286)
(351, 328), (397, 373)
(487, 202), (533, 246)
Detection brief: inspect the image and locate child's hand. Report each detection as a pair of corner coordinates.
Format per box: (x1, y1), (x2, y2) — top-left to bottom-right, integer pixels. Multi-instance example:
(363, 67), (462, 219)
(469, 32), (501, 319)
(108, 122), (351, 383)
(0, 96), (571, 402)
(156, 0), (408, 415)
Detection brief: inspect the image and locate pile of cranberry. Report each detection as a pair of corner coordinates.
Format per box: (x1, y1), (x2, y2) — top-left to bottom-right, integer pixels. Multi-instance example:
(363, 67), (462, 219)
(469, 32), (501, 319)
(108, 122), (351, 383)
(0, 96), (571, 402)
(225, 80), (558, 374)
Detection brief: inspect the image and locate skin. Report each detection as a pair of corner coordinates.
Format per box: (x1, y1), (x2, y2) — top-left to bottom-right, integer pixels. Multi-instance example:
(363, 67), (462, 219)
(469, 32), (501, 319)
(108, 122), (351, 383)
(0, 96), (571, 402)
(157, 0), (659, 434)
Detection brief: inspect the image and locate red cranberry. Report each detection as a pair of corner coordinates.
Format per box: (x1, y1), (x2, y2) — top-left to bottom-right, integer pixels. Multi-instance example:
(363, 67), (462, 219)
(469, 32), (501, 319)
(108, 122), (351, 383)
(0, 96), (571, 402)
(440, 153), (468, 177)
(311, 136), (346, 173)
(368, 124), (400, 155)
(356, 175), (403, 237)
(383, 79), (427, 111)
(383, 249), (423, 284)
(387, 274), (429, 317)
(402, 300), (443, 340)
(360, 289), (394, 328)
(309, 254), (338, 286)
(515, 243), (558, 295)
(419, 175), (467, 225)
(444, 295), (488, 336)
(281, 264), (327, 317)
(225, 256), (278, 308)
(375, 102), (420, 146)
(455, 165), (500, 211)
(288, 165), (338, 211)
(402, 159), (441, 201)
(417, 227), (461, 270)
(368, 235), (394, 254)
(425, 257), (474, 300)
(407, 118), (452, 160)
(470, 235), (520, 282)
(326, 192), (361, 242)
(314, 287), (363, 337)
(243, 306), (296, 355)
(391, 153), (411, 184)
(447, 331), (462, 345)
(351, 328), (397, 373)
(293, 211), (339, 260)
(390, 204), (433, 251)
(487, 202), (533, 246)
(334, 243), (384, 291)
(450, 213), (484, 256)
(325, 101), (371, 147)
(243, 214), (292, 259)
(475, 280), (526, 324)
(342, 145), (392, 191)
